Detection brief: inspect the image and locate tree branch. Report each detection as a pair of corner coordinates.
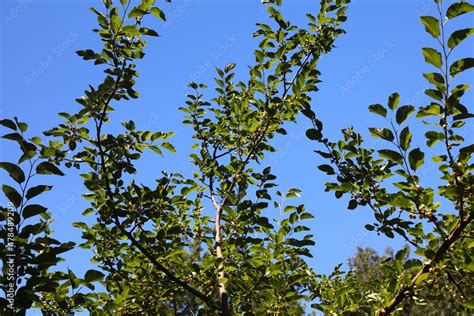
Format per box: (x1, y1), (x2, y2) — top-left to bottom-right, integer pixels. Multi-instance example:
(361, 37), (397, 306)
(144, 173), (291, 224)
(91, 35), (212, 308)
(380, 214), (472, 315)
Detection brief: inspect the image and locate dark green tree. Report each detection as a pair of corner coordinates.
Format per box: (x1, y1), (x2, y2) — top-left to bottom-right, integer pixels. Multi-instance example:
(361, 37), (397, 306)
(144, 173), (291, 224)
(1, 0), (349, 314)
(0, 118), (103, 315)
(345, 246), (472, 315)
(306, 0), (473, 314)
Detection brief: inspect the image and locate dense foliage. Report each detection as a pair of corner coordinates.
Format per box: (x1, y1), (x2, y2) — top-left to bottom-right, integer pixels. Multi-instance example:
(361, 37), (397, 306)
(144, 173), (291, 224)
(306, 0), (473, 314)
(0, 0), (472, 315)
(345, 247), (472, 314)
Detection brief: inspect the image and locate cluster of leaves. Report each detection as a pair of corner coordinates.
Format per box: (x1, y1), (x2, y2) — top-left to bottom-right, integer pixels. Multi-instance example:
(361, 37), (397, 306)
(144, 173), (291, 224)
(0, 118), (105, 314)
(0, 0), (168, 314)
(318, 246), (473, 315)
(2, 0), (349, 314)
(180, 0), (349, 311)
(3, 0), (470, 314)
(306, 0), (473, 314)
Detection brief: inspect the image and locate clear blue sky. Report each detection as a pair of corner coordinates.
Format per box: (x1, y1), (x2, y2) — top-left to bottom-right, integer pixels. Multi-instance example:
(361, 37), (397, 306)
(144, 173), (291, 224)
(1, 0), (473, 303)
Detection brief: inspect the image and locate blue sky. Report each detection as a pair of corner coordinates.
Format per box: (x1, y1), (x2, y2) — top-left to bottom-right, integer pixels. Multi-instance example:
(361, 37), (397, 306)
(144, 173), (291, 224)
(1, 0), (473, 306)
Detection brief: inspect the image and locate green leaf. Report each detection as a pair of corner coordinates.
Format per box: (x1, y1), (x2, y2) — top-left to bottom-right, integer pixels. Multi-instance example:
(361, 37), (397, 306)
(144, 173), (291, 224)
(369, 128), (394, 141)
(422, 47), (442, 68)
(255, 50), (264, 63)
(420, 16), (440, 38)
(128, 8), (146, 18)
(408, 148), (424, 171)
(446, 2), (474, 19)
(306, 128), (322, 141)
(36, 162), (64, 176)
(82, 208), (94, 216)
(450, 57), (474, 77)
(424, 89), (443, 101)
(432, 155), (446, 163)
(0, 119), (17, 130)
(388, 92), (400, 110)
(417, 103), (442, 117)
(318, 164), (335, 175)
(68, 269), (79, 289)
(149, 145), (163, 155)
(399, 126), (412, 151)
(0, 162), (25, 183)
(111, 15), (122, 33)
(122, 25), (140, 36)
(395, 105), (415, 125)
(142, 28), (159, 37)
(392, 193), (412, 208)
(26, 185), (52, 200)
(17, 121), (28, 133)
(302, 108), (316, 119)
(84, 269), (105, 283)
(423, 72), (445, 89)
(365, 224), (375, 231)
(300, 212), (314, 220)
(448, 28), (474, 50)
(161, 142), (176, 153)
(348, 199), (358, 210)
(425, 131), (445, 147)
(2, 132), (22, 142)
(225, 63), (236, 73)
(395, 246), (409, 261)
(36, 252), (58, 265)
(76, 49), (100, 61)
(383, 228), (394, 238)
(2, 184), (22, 207)
(460, 144), (474, 155)
(31, 137), (42, 145)
(451, 83), (471, 97)
(368, 104), (387, 117)
(150, 7), (166, 21)
(22, 204), (48, 219)
(378, 149), (403, 165)
(415, 273), (430, 284)
(286, 188), (302, 198)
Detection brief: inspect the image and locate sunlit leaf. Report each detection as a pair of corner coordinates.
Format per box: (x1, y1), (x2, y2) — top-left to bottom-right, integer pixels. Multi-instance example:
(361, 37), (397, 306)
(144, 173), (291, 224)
(448, 28), (474, 50)
(150, 7), (166, 21)
(422, 47), (442, 68)
(446, 2), (474, 19)
(420, 16), (440, 38)
(368, 104), (387, 117)
(388, 92), (400, 110)
(378, 149), (403, 165)
(450, 57), (474, 77)
(399, 126), (412, 151)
